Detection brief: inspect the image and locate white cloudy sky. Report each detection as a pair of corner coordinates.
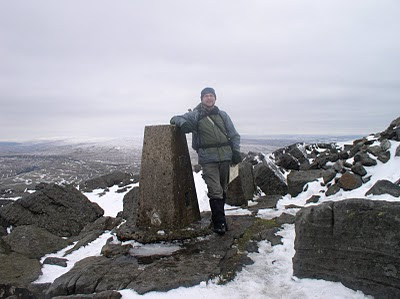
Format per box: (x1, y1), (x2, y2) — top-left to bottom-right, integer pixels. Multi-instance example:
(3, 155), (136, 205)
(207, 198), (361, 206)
(1, 0), (399, 141)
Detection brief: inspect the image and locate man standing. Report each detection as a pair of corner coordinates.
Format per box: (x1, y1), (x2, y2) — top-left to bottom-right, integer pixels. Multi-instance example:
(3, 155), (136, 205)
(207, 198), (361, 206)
(170, 87), (241, 235)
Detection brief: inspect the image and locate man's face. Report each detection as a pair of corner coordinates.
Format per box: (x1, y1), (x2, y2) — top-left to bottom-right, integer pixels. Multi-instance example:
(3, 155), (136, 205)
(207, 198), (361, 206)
(201, 93), (216, 109)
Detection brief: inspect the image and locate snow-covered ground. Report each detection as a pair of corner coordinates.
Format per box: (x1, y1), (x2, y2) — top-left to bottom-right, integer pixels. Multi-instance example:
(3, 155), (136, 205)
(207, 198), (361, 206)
(35, 140), (400, 298)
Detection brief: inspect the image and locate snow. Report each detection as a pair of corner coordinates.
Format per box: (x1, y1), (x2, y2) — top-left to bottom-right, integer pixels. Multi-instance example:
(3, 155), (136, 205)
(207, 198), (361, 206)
(33, 140), (400, 298)
(83, 183), (139, 217)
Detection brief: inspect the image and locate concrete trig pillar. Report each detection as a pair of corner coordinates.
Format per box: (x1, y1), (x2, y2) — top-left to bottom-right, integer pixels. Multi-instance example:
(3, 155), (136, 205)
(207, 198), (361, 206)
(136, 125), (201, 229)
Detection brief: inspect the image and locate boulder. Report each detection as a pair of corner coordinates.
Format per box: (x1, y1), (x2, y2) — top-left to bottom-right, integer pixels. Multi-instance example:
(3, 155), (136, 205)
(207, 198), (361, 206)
(354, 152), (377, 167)
(365, 179), (400, 197)
(277, 153), (300, 170)
(325, 184), (340, 196)
(287, 170), (325, 197)
(377, 151), (391, 163)
(293, 198), (400, 299)
(379, 116), (400, 141)
(323, 169), (337, 184)
(254, 159), (288, 196)
(80, 171), (139, 192)
(43, 257), (68, 267)
(380, 139), (391, 151)
(306, 195), (320, 204)
(338, 173), (362, 191)
(0, 252), (42, 286)
(397, 145), (400, 157)
(53, 290), (122, 299)
(122, 186), (139, 224)
(367, 145), (381, 156)
(3, 225), (71, 259)
(227, 162), (256, 206)
(351, 163), (367, 177)
(0, 183), (104, 237)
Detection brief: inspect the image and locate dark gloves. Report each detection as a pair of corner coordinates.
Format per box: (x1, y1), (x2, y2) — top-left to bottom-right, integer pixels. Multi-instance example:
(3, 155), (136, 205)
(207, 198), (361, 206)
(232, 150), (242, 165)
(170, 118), (191, 133)
(180, 122), (192, 133)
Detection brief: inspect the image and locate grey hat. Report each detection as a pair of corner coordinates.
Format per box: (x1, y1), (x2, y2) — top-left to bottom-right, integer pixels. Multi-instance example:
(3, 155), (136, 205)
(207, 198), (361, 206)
(200, 87), (216, 99)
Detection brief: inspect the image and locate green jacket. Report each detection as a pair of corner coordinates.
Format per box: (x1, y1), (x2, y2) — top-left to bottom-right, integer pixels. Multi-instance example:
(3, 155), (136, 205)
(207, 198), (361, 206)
(170, 104), (240, 165)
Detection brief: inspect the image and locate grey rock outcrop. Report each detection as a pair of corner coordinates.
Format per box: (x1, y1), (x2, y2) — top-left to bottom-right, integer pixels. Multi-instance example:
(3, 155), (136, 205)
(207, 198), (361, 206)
(3, 225), (71, 259)
(396, 145), (400, 157)
(337, 172), (362, 191)
(351, 163), (367, 176)
(122, 186), (139, 224)
(287, 170), (325, 197)
(0, 183), (104, 237)
(365, 179), (400, 197)
(80, 171), (139, 192)
(46, 215), (274, 297)
(293, 198), (400, 299)
(0, 252), (42, 286)
(254, 159), (288, 196)
(227, 162), (256, 206)
(354, 152), (377, 167)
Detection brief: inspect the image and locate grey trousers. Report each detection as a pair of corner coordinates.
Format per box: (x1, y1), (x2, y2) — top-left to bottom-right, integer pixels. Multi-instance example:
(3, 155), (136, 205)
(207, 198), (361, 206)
(201, 161), (230, 200)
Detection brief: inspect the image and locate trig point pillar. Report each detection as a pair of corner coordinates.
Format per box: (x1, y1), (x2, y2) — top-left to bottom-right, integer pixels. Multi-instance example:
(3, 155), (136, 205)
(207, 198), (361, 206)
(136, 125), (201, 229)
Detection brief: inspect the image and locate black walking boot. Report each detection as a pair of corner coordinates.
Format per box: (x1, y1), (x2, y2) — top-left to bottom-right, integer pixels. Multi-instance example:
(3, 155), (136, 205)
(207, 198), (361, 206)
(210, 198), (227, 235)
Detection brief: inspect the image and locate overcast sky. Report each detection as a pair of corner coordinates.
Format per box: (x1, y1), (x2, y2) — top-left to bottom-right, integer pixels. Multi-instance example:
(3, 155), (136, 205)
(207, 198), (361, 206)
(1, 0), (399, 141)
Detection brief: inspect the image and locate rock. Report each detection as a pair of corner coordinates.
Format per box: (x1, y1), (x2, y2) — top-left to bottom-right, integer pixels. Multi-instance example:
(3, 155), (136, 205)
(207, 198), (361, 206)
(243, 151), (264, 165)
(377, 150), (391, 163)
(325, 184), (340, 196)
(365, 179), (400, 197)
(367, 145), (381, 156)
(306, 195), (320, 204)
(338, 173), (362, 191)
(80, 171), (138, 192)
(3, 225), (71, 259)
(227, 162), (256, 206)
(0, 252), (42, 286)
(332, 160), (344, 173)
(338, 150), (350, 160)
(287, 170), (325, 197)
(275, 213), (296, 225)
(380, 139), (391, 151)
(248, 195), (281, 210)
(0, 183), (104, 237)
(323, 169), (336, 184)
(293, 198), (400, 299)
(354, 152), (377, 167)
(362, 175), (372, 184)
(379, 116), (400, 141)
(43, 257), (69, 267)
(101, 241), (133, 258)
(46, 215), (265, 297)
(0, 285), (37, 299)
(52, 290), (122, 299)
(351, 163), (367, 176)
(122, 187), (139, 224)
(66, 217), (122, 255)
(396, 145), (400, 157)
(254, 159), (288, 196)
(0, 199), (14, 208)
(277, 153), (300, 170)
(284, 204), (303, 209)
(252, 227), (283, 246)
